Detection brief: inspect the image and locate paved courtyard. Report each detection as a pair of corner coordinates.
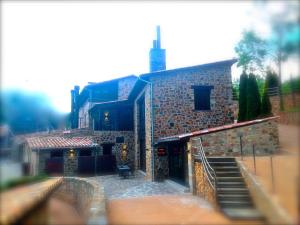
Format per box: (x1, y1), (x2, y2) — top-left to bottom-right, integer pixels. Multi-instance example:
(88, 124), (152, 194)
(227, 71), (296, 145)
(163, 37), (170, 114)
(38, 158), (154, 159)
(89, 172), (188, 200)
(88, 172), (231, 225)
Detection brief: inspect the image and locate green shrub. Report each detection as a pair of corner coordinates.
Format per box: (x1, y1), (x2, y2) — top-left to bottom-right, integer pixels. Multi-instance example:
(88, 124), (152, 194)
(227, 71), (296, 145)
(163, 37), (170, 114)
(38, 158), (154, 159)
(0, 174), (48, 192)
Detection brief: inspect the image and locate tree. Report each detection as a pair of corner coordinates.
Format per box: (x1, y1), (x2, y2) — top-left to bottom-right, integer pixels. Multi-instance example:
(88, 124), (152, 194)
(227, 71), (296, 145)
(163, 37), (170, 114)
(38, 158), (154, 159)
(265, 2), (300, 111)
(238, 72), (248, 122)
(246, 74), (261, 120)
(234, 30), (267, 75)
(265, 69), (279, 89)
(261, 73), (273, 117)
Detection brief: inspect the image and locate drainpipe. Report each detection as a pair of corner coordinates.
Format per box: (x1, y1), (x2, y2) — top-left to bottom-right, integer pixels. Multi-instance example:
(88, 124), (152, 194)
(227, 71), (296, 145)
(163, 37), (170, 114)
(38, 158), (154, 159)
(138, 77), (155, 181)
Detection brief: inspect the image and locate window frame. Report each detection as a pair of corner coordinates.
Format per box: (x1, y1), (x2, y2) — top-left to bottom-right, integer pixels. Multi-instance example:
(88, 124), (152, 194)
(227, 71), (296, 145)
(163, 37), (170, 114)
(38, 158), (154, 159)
(192, 85), (214, 111)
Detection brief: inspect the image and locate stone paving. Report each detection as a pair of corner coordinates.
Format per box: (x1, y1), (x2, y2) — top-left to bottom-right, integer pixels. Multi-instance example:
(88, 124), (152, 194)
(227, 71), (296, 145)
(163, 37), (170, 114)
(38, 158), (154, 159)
(88, 172), (188, 200)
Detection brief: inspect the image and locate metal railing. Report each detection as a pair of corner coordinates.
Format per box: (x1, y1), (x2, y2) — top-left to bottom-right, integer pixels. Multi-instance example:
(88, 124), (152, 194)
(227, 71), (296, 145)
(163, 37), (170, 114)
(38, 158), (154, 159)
(193, 137), (217, 192)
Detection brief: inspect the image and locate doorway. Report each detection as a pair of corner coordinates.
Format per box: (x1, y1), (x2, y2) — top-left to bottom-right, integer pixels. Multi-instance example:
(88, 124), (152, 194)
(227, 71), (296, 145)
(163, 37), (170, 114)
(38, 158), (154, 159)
(168, 142), (186, 185)
(102, 143), (114, 155)
(137, 95), (146, 172)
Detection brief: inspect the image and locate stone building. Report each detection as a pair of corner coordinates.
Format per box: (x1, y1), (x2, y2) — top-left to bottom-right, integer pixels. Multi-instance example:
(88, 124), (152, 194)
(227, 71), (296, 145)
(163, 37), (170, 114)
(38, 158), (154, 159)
(66, 26), (238, 181)
(23, 26), (279, 183)
(21, 26), (280, 184)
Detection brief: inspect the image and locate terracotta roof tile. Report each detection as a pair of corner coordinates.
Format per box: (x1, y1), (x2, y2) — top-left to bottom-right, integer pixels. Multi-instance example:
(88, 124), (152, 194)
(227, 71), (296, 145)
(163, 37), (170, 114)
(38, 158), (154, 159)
(26, 136), (98, 150)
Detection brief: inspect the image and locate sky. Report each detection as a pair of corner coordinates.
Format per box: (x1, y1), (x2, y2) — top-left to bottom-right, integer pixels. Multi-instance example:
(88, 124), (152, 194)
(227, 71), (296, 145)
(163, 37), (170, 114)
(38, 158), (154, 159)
(2, 1), (299, 113)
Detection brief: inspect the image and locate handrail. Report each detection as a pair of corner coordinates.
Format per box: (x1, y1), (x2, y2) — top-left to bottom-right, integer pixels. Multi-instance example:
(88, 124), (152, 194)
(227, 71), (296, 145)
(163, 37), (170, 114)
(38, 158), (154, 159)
(192, 137), (217, 191)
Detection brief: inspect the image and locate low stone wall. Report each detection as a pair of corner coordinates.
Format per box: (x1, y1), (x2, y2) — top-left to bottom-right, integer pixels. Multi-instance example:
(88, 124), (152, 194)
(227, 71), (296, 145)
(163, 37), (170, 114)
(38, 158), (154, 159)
(237, 160), (294, 225)
(191, 119), (279, 156)
(54, 177), (106, 225)
(0, 178), (63, 225)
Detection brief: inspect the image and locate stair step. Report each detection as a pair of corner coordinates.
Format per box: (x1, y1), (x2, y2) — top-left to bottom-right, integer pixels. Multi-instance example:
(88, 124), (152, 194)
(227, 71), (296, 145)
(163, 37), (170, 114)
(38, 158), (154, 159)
(217, 182), (246, 188)
(217, 177), (244, 182)
(207, 157), (236, 162)
(210, 162), (237, 167)
(217, 194), (251, 201)
(219, 200), (254, 208)
(215, 171), (241, 177)
(222, 208), (264, 220)
(214, 167), (240, 172)
(217, 187), (249, 194)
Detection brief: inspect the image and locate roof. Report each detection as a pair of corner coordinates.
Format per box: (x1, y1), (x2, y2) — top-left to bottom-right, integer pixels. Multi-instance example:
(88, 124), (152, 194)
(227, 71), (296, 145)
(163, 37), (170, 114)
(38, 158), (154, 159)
(81, 75), (137, 93)
(156, 116), (279, 145)
(26, 136), (99, 150)
(140, 58), (237, 79)
(89, 99), (131, 113)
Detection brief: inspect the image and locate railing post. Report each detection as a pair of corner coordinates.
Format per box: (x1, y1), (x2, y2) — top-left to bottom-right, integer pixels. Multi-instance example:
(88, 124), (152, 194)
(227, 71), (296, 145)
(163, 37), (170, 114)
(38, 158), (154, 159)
(252, 144), (256, 175)
(270, 155), (275, 193)
(238, 132), (243, 160)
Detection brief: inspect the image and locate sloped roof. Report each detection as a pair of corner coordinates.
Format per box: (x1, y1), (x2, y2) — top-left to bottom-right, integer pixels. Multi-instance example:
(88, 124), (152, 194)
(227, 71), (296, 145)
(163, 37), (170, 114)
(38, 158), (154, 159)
(140, 58), (237, 79)
(156, 116), (279, 145)
(26, 136), (99, 150)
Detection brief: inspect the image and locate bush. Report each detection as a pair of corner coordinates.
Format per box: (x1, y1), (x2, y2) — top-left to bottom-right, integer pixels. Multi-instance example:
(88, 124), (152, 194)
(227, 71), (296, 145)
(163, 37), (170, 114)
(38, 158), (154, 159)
(0, 174), (48, 192)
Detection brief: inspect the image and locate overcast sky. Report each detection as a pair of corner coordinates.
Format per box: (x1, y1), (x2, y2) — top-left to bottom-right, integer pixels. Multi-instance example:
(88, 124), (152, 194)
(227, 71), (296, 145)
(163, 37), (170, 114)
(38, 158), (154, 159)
(2, 1), (299, 113)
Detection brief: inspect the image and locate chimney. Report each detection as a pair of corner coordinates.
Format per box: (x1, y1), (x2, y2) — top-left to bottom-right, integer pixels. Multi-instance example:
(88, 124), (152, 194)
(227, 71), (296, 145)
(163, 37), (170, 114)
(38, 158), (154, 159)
(149, 25), (166, 72)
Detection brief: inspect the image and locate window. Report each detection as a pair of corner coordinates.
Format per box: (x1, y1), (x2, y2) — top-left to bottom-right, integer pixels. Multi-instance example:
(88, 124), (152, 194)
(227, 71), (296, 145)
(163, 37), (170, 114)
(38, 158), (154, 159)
(51, 150), (63, 158)
(116, 136), (124, 143)
(192, 86), (214, 110)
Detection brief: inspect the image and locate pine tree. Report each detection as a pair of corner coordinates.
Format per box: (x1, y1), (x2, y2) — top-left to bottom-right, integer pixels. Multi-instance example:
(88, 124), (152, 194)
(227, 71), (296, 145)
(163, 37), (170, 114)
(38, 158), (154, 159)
(238, 72), (248, 122)
(246, 74), (261, 120)
(261, 90), (272, 117)
(261, 70), (274, 117)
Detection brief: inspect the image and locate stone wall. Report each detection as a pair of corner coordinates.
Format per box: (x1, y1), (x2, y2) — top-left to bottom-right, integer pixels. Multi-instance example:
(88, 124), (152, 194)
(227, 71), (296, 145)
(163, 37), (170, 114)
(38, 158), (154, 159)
(190, 119), (279, 156)
(149, 62), (235, 142)
(64, 151), (78, 176)
(0, 178), (63, 225)
(93, 131), (134, 168)
(134, 85), (153, 179)
(118, 76), (137, 100)
(194, 161), (216, 206)
(53, 177), (106, 225)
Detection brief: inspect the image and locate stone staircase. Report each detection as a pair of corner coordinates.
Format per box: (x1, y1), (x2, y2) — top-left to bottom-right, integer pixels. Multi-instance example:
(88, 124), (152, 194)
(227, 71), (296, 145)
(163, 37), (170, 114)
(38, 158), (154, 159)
(207, 157), (264, 221)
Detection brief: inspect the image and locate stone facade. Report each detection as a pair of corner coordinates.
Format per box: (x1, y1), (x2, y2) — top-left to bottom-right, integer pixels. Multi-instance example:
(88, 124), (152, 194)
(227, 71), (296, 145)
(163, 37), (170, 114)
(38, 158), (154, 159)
(148, 62), (235, 142)
(138, 60), (235, 180)
(118, 76), (137, 100)
(134, 85), (153, 179)
(93, 131), (134, 168)
(194, 161), (216, 206)
(64, 151), (78, 176)
(190, 119), (279, 156)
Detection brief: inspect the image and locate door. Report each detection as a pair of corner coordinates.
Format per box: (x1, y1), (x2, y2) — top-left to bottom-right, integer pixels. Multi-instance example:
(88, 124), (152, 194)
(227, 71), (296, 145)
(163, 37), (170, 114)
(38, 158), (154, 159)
(168, 142), (185, 184)
(138, 96), (146, 172)
(139, 139), (146, 172)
